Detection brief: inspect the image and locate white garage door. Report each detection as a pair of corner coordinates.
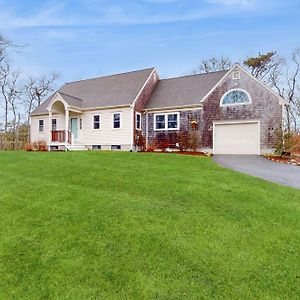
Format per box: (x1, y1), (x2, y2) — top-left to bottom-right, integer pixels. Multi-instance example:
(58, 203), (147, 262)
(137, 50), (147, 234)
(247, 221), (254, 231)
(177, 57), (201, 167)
(214, 122), (260, 154)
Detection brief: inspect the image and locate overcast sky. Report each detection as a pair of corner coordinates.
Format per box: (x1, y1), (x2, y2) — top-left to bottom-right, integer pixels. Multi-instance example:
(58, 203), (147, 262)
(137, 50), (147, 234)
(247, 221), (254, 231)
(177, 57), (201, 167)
(1, 0), (300, 85)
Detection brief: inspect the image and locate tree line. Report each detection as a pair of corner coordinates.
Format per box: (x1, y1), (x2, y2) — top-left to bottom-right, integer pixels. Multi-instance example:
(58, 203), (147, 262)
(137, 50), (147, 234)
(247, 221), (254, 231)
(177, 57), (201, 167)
(0, 33), (59, 150)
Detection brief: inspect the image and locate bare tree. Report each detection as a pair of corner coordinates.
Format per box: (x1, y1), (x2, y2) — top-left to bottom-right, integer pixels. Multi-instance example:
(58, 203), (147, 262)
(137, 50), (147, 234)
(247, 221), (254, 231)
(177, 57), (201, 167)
(0, 34), (11, 65)
(0, 61), (10, 135)
(192, 56), (233, 74)
(24, 72), (60, 122)
(0, 68), (23, 149)
(269, 49), (300, 132)
(7, 72), (22, 149)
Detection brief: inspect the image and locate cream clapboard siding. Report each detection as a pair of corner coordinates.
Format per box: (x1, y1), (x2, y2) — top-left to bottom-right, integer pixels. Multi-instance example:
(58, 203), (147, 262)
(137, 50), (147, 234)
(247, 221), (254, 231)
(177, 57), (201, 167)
(30, 107), (133, 148)
(30, 115), (49, 143)
(30, 114), (65, 143)
(82, 107), (132, 147)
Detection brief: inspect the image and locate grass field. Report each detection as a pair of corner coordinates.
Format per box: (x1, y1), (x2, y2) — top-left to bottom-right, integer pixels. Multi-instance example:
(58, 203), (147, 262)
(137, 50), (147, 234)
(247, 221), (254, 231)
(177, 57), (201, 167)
(0, 151), (299, 299)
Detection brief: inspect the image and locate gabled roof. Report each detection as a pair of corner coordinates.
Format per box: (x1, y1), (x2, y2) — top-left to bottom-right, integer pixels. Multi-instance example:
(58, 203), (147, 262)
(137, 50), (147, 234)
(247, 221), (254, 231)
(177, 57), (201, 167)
(144, 70), (228, 109)
(58, 92), (83, 108)
(31, 67), (155, 115)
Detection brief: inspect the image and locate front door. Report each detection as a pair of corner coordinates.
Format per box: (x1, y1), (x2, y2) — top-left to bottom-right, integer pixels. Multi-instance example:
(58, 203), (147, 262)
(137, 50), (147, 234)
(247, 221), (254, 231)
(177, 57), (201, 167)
(70, 118), (78, 140)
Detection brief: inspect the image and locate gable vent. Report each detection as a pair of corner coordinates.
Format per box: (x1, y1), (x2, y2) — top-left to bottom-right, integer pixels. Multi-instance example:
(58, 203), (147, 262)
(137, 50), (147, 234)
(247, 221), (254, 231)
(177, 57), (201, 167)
(232, 71), (240, 80)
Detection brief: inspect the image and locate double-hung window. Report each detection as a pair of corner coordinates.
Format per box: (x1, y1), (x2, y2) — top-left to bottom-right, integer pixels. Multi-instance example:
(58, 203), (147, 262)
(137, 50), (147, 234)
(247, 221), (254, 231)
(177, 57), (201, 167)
(155, 115), (165, 129)
(93, 115), (100, 129)
(168, 114), (178, 129)
(113, 113), (121, 129)
(154, 112), (179, 130)
(52, 119), (57, 131)
(38, 120), (44, 132)
(136, 112), (141, 130)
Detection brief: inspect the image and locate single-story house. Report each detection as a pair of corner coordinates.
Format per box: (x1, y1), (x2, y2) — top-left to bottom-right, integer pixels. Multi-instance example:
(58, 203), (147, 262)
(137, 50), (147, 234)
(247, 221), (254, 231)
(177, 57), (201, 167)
(30, 64), (287, 154)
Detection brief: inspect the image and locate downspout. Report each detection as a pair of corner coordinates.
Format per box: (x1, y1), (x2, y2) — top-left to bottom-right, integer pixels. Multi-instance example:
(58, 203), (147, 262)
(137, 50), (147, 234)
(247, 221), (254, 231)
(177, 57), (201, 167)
(130, 105), (134, 151)
(146, 111), (149, 149)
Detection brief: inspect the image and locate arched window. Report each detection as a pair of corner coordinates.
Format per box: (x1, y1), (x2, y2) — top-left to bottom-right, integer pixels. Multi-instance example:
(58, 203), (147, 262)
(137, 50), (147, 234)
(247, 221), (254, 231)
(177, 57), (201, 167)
(220, 89), (251, 107)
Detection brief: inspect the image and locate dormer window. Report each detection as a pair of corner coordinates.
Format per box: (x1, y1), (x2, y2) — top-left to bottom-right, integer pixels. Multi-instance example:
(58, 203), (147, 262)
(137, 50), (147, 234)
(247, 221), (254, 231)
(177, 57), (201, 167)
(220, 89), (251, 107)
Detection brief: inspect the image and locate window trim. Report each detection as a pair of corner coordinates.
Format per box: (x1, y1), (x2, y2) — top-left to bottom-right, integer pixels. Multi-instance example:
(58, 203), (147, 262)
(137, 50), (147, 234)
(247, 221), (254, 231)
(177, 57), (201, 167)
(220, 88), (252, 107)
(112, 112), (121, 129)
(38, 119), (44, 132)
(93, 114), (101, 130)
(154, 112), (180, 131)
(51, 118), (57, 131)
(136, 112), (142, 130)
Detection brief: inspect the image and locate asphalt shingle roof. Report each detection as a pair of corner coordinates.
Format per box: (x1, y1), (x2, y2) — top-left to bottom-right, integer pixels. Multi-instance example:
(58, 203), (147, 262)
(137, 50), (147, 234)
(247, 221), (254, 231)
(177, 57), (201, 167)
(31, 67), (155, 115)
(144, 70), (227, 109)
(31, 68), (229, 115)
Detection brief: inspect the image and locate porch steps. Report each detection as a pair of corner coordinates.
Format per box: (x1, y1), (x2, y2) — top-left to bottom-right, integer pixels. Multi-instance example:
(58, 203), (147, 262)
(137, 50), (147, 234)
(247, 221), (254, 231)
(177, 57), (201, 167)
(66, 144), (86, 151)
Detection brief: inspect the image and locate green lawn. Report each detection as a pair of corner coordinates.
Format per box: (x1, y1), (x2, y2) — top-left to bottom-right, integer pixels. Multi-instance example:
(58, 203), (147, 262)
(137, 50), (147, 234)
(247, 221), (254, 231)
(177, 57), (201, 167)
(0, 151), (299, 299)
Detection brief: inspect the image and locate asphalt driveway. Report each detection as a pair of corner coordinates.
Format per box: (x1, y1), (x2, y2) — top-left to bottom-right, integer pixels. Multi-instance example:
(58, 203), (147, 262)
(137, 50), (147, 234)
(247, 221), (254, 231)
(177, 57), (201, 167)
(213, 155), (300, 190)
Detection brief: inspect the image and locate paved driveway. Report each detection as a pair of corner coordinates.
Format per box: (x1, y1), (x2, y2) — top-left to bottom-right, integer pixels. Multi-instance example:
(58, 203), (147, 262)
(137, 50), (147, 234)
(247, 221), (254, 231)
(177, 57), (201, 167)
(213, 155), (300, 190)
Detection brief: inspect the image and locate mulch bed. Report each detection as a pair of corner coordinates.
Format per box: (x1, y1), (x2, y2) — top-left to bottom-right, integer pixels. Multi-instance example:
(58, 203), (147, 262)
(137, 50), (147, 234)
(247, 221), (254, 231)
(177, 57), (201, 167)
(141, 151), (211, 157)
(263, 155), (300, 166)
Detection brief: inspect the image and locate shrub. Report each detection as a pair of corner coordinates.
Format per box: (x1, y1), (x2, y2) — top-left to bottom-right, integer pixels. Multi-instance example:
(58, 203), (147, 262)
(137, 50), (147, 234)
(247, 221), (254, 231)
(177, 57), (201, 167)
(188, 131), (200, 152)
(289, 134), (300, 153)
(177, 131), (189, 151)
(134, 132), (146, 151)
(146, 144), (156, 152)
(33, 140), (47, 152)
(274, 129), (300, 156)
(153, 132), (169, 151)
(24, 143), (33, 151)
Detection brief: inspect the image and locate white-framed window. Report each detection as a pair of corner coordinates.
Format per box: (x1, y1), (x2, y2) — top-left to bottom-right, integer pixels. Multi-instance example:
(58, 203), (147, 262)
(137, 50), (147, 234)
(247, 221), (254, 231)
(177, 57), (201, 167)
(155, 114), (165, 129)
(136, 112), (141, 130)
(113, 113), (121, 129)
(220, 89), (252, 107)
(38, 120), (44, 132)
(52, 118), (57, 131)
(154, 112), (179, 131)
(93, 115), (100, 129)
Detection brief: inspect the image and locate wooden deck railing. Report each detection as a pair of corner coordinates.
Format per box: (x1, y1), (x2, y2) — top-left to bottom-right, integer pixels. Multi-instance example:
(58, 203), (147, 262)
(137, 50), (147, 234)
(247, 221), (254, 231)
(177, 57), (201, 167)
(51, 130), (72, 144)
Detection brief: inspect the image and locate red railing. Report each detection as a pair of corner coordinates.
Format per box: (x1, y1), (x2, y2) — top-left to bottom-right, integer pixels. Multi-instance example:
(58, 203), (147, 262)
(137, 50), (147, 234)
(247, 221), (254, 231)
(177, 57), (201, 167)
(51, 130), (72, 144)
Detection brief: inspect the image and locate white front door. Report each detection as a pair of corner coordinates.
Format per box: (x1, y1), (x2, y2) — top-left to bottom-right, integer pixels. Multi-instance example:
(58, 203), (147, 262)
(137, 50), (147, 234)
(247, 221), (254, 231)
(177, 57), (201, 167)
(214, 121), (260, 154)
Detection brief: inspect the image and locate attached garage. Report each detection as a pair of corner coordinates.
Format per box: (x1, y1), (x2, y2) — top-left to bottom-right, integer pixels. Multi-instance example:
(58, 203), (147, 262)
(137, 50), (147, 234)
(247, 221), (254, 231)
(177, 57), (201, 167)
(213, 121), (260, 155)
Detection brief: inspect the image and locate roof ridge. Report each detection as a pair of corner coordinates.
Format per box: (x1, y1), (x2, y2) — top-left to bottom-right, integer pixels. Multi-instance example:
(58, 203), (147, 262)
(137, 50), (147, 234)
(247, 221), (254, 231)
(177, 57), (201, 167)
(64, 67), (155, 85)
(57, 91), (84, 102)
(160, 69), (229, 81)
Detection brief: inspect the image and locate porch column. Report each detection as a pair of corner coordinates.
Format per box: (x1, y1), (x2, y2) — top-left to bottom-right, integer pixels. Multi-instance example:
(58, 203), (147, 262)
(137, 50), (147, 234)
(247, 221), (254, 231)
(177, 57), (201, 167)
(65, 108), (69, 143)
(48, 111), (52, 144)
